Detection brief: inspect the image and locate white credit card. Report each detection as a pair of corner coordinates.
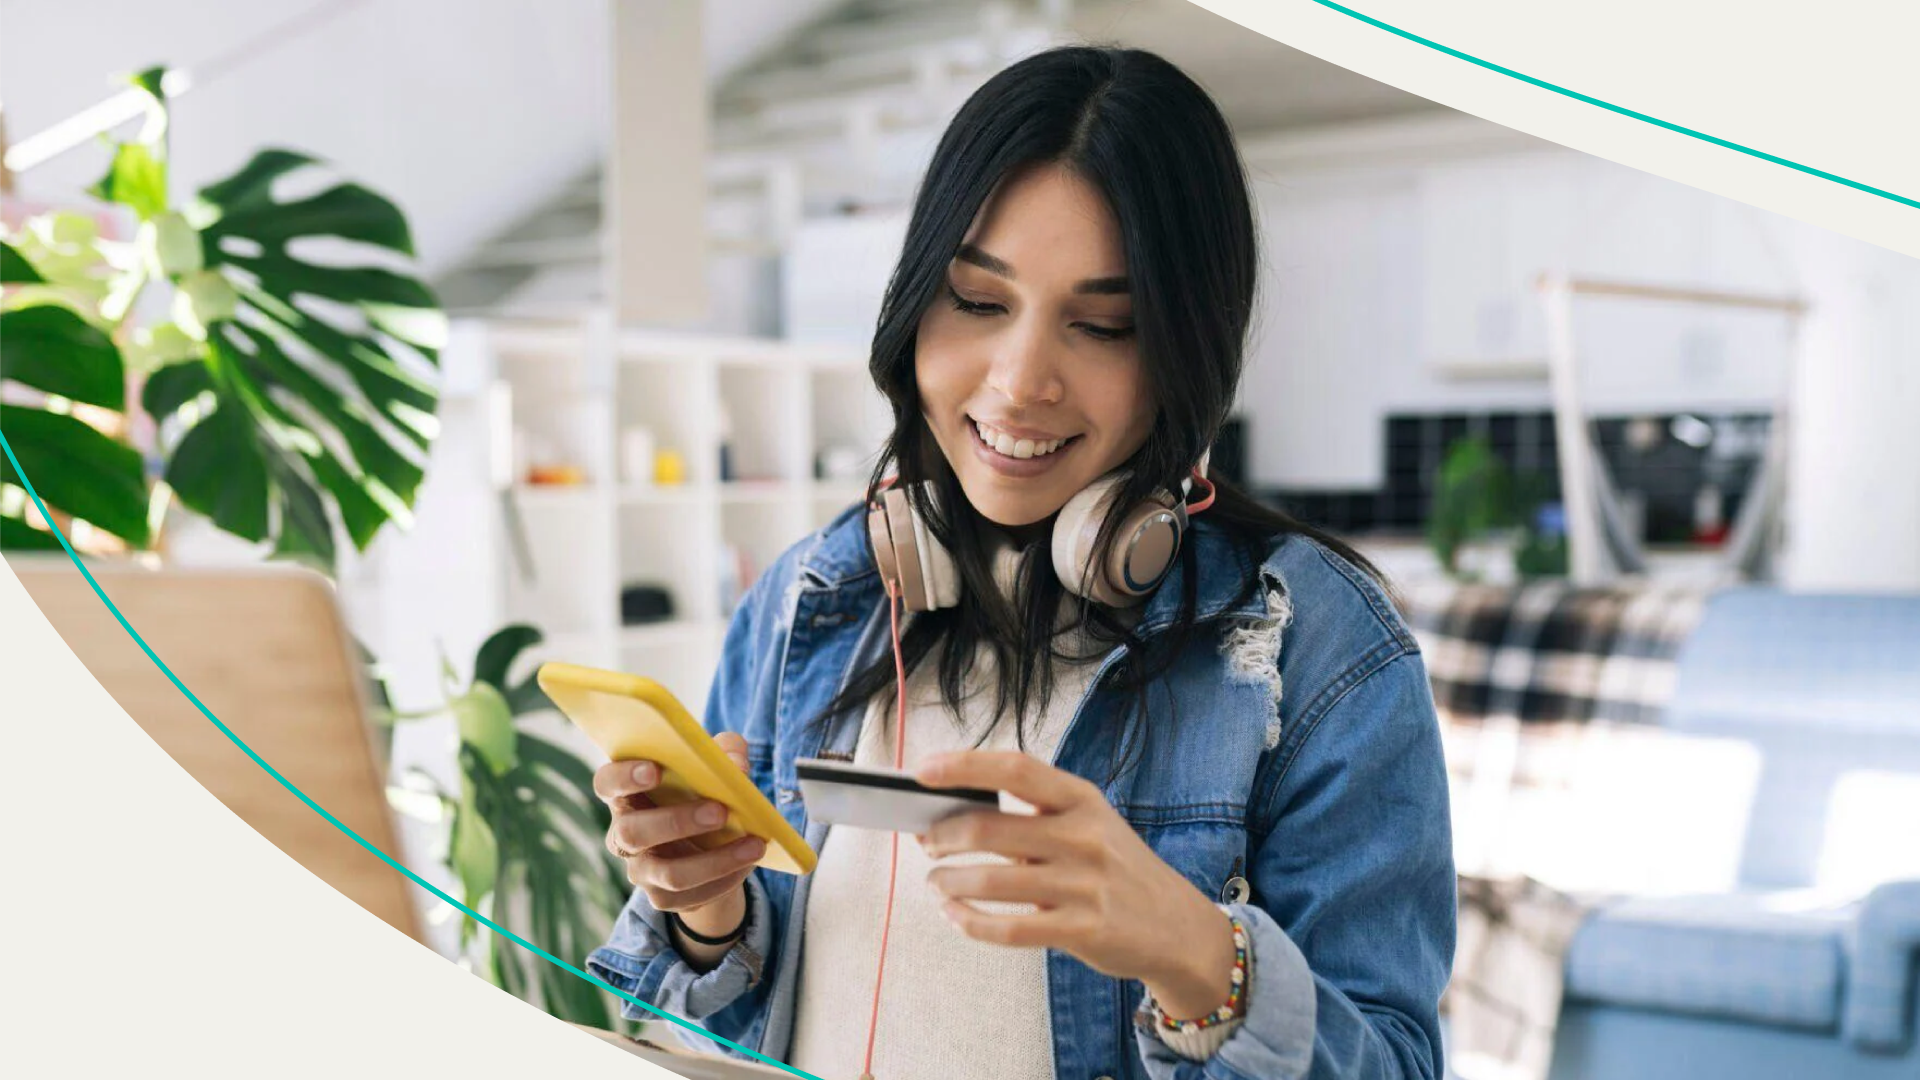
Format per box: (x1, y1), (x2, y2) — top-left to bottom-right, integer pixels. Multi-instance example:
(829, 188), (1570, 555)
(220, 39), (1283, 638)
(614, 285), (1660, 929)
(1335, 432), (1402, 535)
(795, 758), (1001, 834)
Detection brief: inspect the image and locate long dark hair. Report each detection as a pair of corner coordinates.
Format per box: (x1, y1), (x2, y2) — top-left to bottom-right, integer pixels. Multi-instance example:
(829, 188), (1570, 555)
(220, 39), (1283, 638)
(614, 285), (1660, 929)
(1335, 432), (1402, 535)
(821, 45), (1382, 777)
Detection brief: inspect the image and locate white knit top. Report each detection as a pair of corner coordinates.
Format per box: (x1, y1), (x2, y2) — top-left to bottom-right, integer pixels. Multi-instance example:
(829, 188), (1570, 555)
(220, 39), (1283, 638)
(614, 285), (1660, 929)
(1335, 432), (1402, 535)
(787, 553), (1114, 1080)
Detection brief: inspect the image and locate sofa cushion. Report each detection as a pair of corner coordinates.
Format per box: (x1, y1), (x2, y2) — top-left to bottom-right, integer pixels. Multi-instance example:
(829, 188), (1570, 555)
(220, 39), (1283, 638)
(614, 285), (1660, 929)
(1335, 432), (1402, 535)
(1564, 891), (1858, 1030)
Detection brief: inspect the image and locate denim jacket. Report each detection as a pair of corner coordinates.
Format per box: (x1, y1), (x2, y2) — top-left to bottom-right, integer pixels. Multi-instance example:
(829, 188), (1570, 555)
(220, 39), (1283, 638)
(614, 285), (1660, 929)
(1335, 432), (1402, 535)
(587, 505), (1456, 1080)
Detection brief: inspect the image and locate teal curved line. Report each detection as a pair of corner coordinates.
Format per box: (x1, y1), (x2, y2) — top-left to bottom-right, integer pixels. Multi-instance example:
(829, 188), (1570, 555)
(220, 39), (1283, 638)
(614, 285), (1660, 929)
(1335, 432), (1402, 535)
(1304, 0), (1919, 211)
(0, 431), (820, 1080)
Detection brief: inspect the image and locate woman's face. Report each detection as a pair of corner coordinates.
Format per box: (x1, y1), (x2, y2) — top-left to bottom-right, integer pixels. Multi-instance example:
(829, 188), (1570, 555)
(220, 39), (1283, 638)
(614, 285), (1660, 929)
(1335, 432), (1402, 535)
(915, 162), (1154, 529)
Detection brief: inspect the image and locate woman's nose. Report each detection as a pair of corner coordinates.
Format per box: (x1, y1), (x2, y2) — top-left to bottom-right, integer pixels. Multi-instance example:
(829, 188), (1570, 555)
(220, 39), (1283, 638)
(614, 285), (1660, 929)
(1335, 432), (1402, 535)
(984, 323), (1064, 406)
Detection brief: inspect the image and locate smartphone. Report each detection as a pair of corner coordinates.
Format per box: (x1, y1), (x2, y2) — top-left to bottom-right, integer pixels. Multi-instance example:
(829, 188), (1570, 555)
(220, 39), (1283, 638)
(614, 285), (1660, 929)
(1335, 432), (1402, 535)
(537, 661), (817, 875)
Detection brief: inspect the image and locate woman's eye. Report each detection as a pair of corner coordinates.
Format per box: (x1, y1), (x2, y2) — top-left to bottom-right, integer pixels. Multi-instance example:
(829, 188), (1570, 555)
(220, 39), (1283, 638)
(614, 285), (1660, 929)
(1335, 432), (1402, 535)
(946, 285), (1002, 316)
(946, 285), (1133, 342)
(1077, 322), (1135, 342)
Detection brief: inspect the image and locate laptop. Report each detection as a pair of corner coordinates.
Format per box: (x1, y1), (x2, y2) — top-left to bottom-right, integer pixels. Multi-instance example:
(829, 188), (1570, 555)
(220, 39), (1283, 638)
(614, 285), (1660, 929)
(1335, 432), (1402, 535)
(9, 556), (425, 944)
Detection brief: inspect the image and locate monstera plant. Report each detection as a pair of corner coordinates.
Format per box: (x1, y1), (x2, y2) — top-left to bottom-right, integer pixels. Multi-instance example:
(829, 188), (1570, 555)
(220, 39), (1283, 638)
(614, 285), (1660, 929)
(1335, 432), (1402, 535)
(0, 65), (442, 563)
(385, 624), (637, 1030)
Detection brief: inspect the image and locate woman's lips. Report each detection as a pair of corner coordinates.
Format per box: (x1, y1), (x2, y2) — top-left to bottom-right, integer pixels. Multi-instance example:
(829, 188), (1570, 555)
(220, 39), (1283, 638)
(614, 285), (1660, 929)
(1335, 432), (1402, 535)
(967, 418), (1079, 478)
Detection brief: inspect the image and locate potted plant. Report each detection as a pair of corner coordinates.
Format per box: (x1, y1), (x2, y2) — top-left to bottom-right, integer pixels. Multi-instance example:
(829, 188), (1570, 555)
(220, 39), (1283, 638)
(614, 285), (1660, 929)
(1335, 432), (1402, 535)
(1, 66), (441, 563)
(3, 66), (626, 1028)
(1428, 436), (1567, 581)
(384, 625), (638, 1031)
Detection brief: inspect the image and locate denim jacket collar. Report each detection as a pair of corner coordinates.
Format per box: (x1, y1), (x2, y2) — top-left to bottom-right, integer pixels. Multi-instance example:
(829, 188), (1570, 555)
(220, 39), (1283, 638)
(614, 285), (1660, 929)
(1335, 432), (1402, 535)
(795, 506), (1273, 634)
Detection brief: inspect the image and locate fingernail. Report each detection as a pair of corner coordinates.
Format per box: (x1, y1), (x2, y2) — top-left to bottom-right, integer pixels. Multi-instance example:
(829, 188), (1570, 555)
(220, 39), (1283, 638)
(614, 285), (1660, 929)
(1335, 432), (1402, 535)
(740, 838), (766, 861)
(632, 762), (656, 786)
(697, 802), (727, 827)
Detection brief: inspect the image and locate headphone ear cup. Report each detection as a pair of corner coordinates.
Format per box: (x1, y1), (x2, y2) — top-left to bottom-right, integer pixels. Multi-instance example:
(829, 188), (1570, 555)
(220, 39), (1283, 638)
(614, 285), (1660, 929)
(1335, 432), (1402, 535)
(1050, 474), (1185, 607)
(921, 515), (961, 609)
(1051, 474), (1125, 603)
(881, 487), (933, 612)
(867, 502), (902, 594)
(904, 480), (961, 609)
(1102, 495), (1184, 606)
(905, 490), (944, 611)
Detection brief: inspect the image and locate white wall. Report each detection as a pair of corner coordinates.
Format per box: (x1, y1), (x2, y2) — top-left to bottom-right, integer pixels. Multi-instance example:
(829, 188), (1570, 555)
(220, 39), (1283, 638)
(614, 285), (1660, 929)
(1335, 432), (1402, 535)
(1246, 146), (1806, 488)
(3, 0), (609, 276)
(1, 0), (844, 277)
(1781, 230), (1920, 591)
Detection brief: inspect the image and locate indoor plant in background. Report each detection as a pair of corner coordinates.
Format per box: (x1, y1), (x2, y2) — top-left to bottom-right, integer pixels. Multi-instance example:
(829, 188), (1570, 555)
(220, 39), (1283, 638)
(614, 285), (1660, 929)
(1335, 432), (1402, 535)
(1428, 436), (1569, 581)
(0, 66), (626, 1027)
(0, 66), (439, 561)
(383, 624), (638, 1032)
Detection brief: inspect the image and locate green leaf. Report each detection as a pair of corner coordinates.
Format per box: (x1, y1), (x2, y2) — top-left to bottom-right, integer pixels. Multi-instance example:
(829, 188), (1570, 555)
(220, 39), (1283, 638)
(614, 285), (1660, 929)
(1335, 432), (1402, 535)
(0, 514), (64, 550)
(140, 212), (204, 277)
(0, 405), (150, 545)
(207, 182), (417, 255)
(89, 143), (168, 221)
(161, 388), (270, 543)
(304, 450), (388, 550)
(451, 682), (519, 776)
(269, 456), (337, 565)
(518, 734), (602, 797)
(194, 149), (316, 216)
(0, 304), (126, 409)
(137, 147), (446, 560)
(172, 269), (238, 336)
(473, 624), (556, 716)
(228, 324), (425, 502)
(142, 358), (216, 417)
(223, 253), (436, 309)
(0, 240), (46, 284)
(522, 769), (607, 843)
(449, 778), (500, 910)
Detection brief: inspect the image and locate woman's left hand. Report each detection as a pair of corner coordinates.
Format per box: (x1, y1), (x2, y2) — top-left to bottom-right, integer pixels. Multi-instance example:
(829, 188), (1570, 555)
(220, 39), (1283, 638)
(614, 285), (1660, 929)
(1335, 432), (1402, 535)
(916, 750), (1240, 1021)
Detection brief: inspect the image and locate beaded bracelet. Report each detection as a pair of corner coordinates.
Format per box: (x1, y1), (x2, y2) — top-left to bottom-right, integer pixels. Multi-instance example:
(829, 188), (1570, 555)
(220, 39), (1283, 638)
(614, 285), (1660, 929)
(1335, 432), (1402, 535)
(1139, 908), (1251, 1035)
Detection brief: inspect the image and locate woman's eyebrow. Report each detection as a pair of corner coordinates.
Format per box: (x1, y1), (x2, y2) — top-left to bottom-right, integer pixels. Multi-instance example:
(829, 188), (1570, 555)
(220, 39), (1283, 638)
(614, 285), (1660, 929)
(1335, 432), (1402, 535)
(955, 243), (1130, 295)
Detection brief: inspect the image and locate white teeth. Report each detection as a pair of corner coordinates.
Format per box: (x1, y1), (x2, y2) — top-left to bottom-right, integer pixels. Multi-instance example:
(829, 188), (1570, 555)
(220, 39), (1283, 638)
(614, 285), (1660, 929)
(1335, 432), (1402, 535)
(973, 419), (1068, 459)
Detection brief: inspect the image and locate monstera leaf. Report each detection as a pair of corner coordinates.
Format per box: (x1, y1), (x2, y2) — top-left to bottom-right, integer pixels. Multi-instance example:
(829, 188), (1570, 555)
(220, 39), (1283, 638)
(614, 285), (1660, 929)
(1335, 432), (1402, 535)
(140, 142), (444, 564)
(384, 624), (629, 1027)
(1, 64), (443, 561)
(0, 241), (148, 551)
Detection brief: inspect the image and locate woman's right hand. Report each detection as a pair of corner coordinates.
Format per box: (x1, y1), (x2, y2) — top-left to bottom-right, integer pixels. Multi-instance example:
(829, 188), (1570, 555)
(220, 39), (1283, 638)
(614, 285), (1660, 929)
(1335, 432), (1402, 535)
(592, 731), (765, 932)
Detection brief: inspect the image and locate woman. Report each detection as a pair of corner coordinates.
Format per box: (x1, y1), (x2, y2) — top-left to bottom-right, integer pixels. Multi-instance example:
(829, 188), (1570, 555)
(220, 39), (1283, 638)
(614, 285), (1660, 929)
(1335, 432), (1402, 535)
(588, 45), (1454, 1080)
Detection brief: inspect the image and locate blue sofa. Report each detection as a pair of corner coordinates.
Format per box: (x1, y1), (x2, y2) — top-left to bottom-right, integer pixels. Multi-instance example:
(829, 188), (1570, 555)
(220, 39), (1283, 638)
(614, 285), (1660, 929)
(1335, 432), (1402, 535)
(1546, 589), (1920, 1079)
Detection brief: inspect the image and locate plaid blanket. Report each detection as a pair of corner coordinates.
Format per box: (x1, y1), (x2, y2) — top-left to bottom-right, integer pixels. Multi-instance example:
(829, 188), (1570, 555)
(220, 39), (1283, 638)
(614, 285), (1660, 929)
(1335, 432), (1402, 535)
(1396, 579), (1709, 1080)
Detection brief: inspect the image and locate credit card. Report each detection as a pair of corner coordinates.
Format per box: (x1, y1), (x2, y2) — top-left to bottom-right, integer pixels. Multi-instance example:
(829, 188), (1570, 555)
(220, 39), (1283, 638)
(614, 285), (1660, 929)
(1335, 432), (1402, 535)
(795, 758), (1001, 833)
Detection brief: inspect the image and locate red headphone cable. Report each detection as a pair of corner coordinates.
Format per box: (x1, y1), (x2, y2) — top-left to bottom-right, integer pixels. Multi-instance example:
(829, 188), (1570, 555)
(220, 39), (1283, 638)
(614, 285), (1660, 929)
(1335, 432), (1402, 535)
(858, 578), (910, 1080)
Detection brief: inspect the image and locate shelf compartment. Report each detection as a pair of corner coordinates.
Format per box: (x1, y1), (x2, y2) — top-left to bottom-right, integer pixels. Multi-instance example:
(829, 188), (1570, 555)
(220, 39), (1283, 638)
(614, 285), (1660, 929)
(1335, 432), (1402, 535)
(718, 364), (808, 483)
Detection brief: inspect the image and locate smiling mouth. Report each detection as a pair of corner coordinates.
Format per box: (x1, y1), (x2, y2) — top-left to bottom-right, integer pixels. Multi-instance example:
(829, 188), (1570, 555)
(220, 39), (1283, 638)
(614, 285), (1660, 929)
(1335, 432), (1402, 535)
(970, 417), (1081, 460)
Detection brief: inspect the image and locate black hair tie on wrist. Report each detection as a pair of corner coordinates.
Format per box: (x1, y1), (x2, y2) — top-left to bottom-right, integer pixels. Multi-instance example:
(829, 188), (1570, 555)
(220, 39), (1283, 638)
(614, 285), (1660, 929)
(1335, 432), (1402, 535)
(669, 901), (748, 947)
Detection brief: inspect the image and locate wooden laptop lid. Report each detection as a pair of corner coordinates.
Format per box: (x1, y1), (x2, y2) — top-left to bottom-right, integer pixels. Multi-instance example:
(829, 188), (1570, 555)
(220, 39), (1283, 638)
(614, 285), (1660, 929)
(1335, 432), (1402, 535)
(11, 557), (424, 944)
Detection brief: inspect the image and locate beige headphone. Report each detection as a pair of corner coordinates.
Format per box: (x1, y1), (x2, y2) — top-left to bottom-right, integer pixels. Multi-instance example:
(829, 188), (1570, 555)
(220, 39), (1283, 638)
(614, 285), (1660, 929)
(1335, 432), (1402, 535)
(866, 452), (1216, 611)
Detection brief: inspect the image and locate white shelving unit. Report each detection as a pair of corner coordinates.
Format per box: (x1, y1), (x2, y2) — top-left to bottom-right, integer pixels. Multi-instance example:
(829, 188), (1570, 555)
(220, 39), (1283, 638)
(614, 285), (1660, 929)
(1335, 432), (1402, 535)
(476, 315), (890, 711)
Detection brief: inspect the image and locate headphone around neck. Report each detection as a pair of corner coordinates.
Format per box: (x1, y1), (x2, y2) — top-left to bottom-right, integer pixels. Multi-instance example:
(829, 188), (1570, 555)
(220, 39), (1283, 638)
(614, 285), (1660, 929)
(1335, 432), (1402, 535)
(865, 452), (1217, 612)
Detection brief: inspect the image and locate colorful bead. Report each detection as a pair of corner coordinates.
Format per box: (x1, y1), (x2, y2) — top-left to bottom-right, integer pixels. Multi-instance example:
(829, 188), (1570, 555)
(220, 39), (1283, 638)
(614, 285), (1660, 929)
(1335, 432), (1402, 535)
(1144, 914), (1251, 1034)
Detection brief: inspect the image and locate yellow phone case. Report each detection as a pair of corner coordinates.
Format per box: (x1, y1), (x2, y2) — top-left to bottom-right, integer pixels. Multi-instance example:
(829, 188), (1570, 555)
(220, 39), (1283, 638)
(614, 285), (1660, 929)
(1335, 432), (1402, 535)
(536, 662), (816, 876)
